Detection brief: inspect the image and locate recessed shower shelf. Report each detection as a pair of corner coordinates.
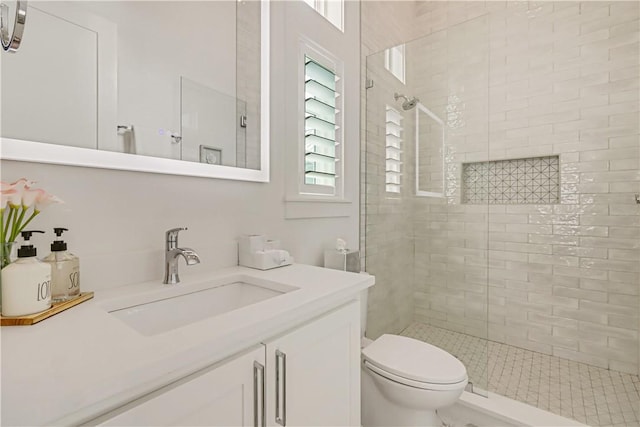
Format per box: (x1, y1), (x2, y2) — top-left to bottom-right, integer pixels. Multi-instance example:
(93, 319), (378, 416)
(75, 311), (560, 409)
(462, 156), (560, 205)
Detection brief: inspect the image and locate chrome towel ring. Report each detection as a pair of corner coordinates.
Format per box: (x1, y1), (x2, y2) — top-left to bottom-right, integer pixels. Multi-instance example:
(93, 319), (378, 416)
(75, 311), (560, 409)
(1, 0), (27, 52)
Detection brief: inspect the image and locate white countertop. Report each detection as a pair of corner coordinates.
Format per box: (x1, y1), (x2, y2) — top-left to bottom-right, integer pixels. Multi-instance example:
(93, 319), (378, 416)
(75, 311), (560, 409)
(1, 264), (374, 426)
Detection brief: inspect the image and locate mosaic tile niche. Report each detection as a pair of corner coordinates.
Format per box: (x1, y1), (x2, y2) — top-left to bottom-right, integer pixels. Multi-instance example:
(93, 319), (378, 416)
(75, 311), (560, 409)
(462, 156), (560, 204)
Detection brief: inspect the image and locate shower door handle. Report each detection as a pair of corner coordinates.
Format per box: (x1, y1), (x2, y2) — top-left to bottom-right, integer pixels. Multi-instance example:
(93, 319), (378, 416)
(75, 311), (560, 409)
(275, 349), (287, 426)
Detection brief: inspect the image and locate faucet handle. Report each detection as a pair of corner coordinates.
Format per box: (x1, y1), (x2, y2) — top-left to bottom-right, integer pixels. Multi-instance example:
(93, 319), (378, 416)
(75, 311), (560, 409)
(166, 227), (187, 247)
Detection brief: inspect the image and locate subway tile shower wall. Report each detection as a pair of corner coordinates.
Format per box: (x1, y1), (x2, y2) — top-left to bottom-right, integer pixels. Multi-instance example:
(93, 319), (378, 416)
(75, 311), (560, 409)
(413, 1), (640, 375)
(363, 1), (639, 375)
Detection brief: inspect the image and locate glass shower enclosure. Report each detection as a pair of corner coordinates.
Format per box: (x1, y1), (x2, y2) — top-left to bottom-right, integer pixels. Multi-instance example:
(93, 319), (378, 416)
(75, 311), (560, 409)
(363, 15), (491, 395)
(363, 2), (640, 424)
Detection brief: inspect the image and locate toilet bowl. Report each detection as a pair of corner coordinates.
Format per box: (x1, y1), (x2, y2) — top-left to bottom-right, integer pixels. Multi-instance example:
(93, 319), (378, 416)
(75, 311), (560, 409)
(354, 283), (467, 426)
(361, 334), (468, 426)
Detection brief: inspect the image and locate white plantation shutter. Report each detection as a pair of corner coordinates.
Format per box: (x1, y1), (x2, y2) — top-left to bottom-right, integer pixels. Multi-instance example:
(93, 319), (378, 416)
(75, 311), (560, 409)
(304, 55), (340, 191)
(385, 106), (403, 194)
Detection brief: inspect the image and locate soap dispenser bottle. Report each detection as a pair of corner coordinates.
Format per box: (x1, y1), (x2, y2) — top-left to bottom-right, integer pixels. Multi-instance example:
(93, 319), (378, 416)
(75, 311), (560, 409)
(43, 228), (80, 302)
(1, 230), (52, 316)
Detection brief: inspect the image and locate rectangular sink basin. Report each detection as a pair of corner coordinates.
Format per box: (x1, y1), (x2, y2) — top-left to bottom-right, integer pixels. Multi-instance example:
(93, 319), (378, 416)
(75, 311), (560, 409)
(107, 277), (296, 336)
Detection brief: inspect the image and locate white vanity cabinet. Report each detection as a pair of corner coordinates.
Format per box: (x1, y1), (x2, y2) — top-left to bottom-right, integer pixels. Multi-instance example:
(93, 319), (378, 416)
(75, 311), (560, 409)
(92, 300), (360, 427)
(264, 300), (360, 426)
(96, 346), (266, 427)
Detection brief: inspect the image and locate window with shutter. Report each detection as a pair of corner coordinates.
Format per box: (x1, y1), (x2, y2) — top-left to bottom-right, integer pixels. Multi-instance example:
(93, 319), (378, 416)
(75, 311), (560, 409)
(385, 106), (403, 194)
(304, 54), (341, 195)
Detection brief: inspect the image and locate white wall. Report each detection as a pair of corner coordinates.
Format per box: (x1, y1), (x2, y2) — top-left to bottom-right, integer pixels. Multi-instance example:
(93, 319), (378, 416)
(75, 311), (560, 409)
(0, 2), (361, 292)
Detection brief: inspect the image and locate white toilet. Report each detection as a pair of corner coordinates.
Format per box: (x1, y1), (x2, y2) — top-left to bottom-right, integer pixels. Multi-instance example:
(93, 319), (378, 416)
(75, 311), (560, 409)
(360, 293), (468, 426)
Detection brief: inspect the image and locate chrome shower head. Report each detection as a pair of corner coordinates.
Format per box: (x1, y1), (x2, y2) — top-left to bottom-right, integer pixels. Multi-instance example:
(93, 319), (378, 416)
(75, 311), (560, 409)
(402, 97), (419, 111)
(394, 92), (419, 111)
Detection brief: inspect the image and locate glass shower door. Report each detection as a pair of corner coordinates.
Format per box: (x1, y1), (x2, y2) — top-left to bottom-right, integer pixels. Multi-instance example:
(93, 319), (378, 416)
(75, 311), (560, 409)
(363, 14), (490, 396)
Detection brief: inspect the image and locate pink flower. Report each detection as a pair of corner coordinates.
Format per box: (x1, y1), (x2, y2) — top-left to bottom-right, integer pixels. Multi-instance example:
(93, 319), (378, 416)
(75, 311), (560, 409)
(34, 190), (63, 212)
(1, 188), (17, 209)
(1, 185), (21, 208)
(21, 188), (44, 208)
(1, 179), (62, 246)
(1, 178), (37, 207)
(10, 178), (36, 189)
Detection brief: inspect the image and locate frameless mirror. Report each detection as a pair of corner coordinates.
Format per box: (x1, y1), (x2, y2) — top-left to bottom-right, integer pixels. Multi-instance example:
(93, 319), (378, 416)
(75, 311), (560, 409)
(0, 0), (269, 182)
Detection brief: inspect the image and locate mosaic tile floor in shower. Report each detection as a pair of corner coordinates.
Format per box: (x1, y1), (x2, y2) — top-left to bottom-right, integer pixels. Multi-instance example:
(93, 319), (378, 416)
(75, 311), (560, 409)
(401, 322), (640, 427)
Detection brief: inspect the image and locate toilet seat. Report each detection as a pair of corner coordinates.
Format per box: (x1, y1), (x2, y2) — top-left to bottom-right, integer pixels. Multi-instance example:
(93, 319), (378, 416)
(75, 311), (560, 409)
(362, 334), (467, 388)
(363, 360), (466, 391)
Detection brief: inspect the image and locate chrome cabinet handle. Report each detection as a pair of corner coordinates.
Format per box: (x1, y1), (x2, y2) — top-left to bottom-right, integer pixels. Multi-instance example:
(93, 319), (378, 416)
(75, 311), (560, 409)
(253, 361), (265, 427)
(1, 0), (27, 52)
(275, 350), (287, 426)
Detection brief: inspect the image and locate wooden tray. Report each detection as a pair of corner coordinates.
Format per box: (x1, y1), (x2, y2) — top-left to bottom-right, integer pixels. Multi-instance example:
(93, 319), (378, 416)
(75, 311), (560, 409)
(1, 292), (94, 326)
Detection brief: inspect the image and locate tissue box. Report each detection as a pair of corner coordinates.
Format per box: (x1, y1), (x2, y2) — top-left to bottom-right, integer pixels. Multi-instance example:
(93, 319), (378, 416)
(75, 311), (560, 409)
(239, 235), (293, 270)
(324, 250), (361, 273)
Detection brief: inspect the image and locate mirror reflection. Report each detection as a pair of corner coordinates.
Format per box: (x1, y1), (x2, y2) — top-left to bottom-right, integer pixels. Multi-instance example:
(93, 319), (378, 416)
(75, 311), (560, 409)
(1, 0), (261, 170)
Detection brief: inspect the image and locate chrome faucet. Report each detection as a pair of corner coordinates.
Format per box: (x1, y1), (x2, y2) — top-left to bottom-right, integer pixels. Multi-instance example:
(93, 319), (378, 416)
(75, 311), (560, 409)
(163, 227), (200, 284)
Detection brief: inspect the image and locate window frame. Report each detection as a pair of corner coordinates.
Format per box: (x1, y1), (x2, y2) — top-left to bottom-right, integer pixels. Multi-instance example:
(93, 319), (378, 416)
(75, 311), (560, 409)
(298, 40), (344, 198)
(302, 0), (344, 31)
(384, 44), (406, 84)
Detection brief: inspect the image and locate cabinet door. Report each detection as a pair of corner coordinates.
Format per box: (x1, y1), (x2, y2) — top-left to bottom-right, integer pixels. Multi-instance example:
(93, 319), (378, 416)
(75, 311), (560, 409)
(96, 346), (266, 426)
(265, 301), (361, 427)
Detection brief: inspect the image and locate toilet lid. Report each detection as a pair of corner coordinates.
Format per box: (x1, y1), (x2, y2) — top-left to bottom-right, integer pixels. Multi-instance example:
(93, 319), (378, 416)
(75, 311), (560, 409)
(362, 334), (467, 385)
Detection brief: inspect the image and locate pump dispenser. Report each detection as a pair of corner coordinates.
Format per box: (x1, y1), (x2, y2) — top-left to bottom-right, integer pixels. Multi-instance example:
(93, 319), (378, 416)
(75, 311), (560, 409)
(51, 228), (68, 251)
(17, 230), (44, 257)
(1, 230), (52, 316)
(43, 228), (80, 302)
